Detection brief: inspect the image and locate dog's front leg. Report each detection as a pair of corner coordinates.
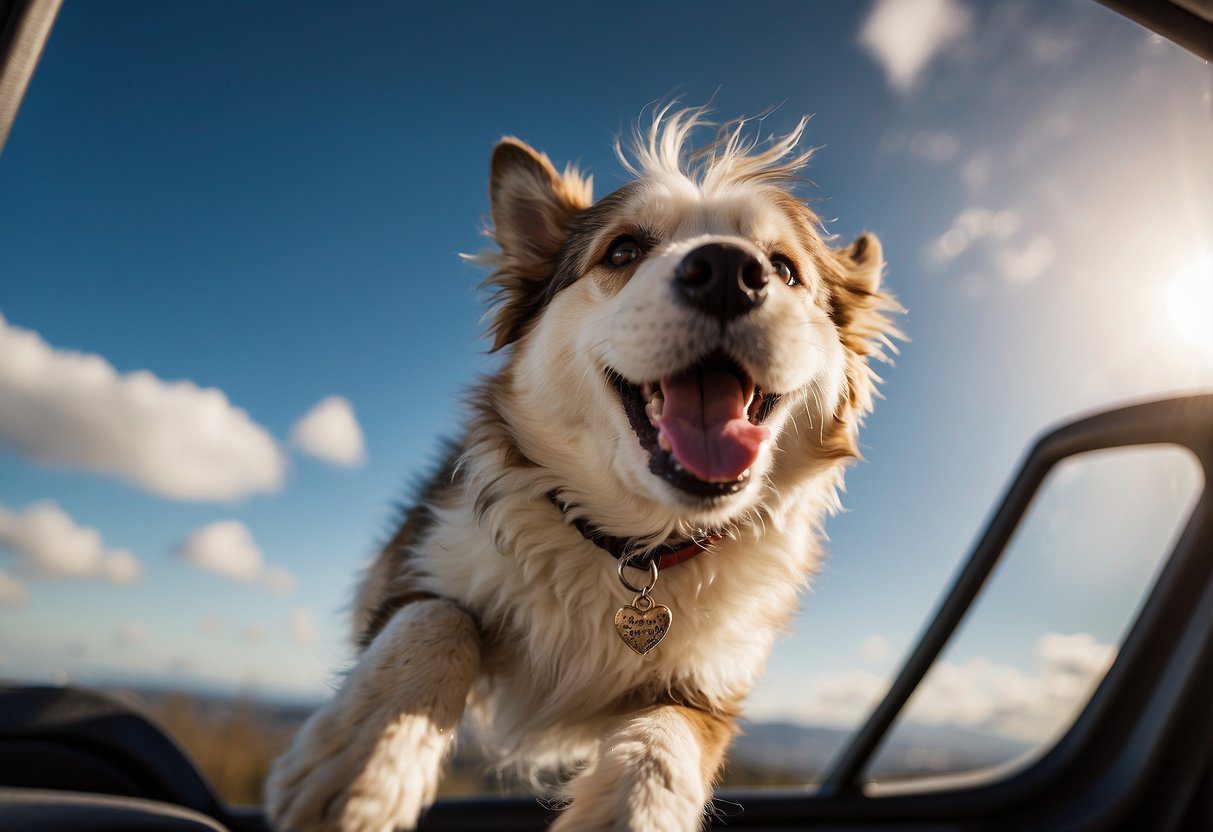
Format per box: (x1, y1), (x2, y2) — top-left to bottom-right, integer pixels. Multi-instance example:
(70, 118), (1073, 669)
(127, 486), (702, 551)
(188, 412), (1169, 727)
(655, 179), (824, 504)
(552, 704), (735, 832)
(265, 598), (480, 832)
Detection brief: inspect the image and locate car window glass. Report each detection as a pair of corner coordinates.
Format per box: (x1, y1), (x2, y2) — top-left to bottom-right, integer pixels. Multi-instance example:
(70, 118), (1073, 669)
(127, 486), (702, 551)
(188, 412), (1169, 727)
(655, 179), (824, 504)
(862, 445), (1202, 787)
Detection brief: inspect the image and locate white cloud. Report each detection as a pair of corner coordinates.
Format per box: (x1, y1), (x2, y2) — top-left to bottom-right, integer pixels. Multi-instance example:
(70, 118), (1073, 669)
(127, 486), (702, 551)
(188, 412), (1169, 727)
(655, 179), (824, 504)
(927, 206), (1047, 285)
(0, 500), (143, 584)
(957, 272), (989, 300)
(860, 634), (892, 663)
(962, 152), (993, 191)
(1037, 632), (1115, 678)
(177, 520), (264, 582)
(1027, 31), (1079, 66)
(103, 549), (143, 585)
(929, 206), (1023, 261)
(994, 234), (1056, 283)
(0, 570), (28, 606)
(792, 632), (1115, 744)
(906, 632), (1115, 742)
(0, 311), (286, 501)
(291, 396), (366, 468)
(1010, 110), (1076, 166)
(115, 620), (145, 647)
(199, 615), (224, 637)
(241, 623), (267, 642)
(859, 0), (973, 93)
(289, 606), (319, 645)
(263, 565), (298, 595)
(177, 521), (300, 598)
(877, 129), (961, 164)
(909, 130), (959, 163)
(800, 669), (891, 727)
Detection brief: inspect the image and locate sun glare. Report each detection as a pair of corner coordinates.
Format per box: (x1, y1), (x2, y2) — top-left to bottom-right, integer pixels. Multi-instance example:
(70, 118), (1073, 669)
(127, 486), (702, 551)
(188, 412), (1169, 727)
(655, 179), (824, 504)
(1165, 251), (1213, 361)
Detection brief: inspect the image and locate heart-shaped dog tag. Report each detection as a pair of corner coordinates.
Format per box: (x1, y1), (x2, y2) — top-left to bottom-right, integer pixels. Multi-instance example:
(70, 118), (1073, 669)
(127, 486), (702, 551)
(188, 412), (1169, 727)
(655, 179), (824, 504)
(614, 599), (672, 655)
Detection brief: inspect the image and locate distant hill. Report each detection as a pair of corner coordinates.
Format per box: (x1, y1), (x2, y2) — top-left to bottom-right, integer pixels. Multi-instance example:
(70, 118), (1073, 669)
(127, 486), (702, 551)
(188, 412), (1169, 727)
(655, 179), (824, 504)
(73, 684), (1034, 803)
(732, 718), (1034, 783)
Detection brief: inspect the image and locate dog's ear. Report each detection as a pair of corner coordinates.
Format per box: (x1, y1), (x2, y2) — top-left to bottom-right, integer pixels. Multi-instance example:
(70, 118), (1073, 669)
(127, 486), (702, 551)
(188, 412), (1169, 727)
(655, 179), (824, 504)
(828, 232), (891, 340)
(485, 138), (593, 350)
(834, 232), (883, 295)
(827, 232), (903, 417)
(490, 138), (589, 258)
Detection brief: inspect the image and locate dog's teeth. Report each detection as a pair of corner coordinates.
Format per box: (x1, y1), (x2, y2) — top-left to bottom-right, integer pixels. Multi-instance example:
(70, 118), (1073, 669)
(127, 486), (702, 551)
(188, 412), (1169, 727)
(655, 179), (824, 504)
(741, 468), (751, 478)
(657, 430), (672, 452)
(672, 461), (684, 473)
(649, 393), (663, 419)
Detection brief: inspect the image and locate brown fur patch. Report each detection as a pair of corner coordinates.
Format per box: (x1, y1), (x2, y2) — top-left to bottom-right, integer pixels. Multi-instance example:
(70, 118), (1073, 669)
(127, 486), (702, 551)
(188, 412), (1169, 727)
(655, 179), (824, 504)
(464, 363), (541, 524)
(766, 191), (891, 328)
(668, 705), (736, 786)
(483, 138), (594, 350)
(768, 190), (833, 301)
(615, 681), (740, 719)
(353, 446), (464, 650)
(611, 682), (739, 789)
(551, 184), (643, 299)
(354, 356), (546, 651)
(767, 191), (903, 459)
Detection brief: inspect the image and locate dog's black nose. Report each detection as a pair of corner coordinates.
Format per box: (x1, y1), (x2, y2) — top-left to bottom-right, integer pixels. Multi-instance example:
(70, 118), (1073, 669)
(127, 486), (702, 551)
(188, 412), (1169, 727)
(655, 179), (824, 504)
(674, 243), (768, 321)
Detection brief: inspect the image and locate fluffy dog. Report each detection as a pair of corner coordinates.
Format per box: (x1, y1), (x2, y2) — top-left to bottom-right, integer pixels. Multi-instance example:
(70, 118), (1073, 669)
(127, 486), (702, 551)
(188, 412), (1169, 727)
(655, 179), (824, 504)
(266, 107), (900, 832)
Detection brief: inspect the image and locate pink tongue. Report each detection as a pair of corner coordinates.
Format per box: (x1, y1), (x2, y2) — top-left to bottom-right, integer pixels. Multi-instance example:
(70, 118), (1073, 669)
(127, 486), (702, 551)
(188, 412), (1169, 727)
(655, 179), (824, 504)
(658, 369), (768, 483)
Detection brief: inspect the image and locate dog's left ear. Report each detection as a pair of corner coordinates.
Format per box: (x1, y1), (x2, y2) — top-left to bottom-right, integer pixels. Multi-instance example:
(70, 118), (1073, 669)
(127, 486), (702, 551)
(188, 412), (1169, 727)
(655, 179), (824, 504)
(834, 232), (883, 295)
(828, 232), (890, 337)
(827, 231), (903, 418)
(485, 138), (593, 349)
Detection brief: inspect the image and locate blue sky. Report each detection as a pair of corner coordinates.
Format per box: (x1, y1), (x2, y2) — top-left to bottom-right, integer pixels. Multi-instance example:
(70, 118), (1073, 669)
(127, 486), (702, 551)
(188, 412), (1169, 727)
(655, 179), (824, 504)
(1, 0), (1210, 751)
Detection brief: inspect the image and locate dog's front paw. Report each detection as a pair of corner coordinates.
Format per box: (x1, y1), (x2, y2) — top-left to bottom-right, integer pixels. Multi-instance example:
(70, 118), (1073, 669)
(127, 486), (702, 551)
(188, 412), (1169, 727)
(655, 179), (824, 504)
(551, 786), (705, 832)
(266, 705), (447, 832)
(549, 750), (708, 832)
(550, 706), (725, 832)
(265, 598), (480, 831)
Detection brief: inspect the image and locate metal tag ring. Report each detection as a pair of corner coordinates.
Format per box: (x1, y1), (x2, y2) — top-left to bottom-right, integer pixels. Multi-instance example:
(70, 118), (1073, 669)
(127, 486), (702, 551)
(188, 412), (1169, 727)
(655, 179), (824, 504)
(618, 557), (659, 594)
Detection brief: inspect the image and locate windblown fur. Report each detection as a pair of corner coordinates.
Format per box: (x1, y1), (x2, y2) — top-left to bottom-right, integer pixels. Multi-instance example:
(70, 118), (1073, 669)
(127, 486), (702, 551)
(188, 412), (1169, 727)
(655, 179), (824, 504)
(267, 106), (902, 832)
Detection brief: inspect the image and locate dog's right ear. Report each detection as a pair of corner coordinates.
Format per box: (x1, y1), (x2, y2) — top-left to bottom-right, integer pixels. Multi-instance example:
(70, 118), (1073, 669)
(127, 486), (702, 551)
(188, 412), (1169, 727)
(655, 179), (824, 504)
(490, 138), (588, 258)
(486, 138), (592, 350)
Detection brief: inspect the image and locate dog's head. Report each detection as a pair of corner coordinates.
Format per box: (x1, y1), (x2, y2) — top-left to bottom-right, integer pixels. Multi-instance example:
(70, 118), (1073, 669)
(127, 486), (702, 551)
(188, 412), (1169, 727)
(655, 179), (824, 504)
(475, 109), (900, 540)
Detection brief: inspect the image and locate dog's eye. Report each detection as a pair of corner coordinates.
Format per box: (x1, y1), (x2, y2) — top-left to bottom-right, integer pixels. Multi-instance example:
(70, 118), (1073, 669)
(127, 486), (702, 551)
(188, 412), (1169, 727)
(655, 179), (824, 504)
(771, 254), (799, 286)
(606, 237), (642, 268)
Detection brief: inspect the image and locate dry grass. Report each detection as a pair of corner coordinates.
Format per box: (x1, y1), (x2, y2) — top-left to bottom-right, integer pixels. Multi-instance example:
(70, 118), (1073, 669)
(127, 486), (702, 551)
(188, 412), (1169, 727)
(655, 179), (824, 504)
(128, 690), (528, 806)
(124, 689), (805, 808)
(133, 691), (295, 807)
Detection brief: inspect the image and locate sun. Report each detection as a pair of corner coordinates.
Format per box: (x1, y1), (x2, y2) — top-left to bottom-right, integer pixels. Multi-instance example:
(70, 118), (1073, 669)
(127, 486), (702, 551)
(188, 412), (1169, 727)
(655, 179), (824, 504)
(1165, 250), (1213, 361)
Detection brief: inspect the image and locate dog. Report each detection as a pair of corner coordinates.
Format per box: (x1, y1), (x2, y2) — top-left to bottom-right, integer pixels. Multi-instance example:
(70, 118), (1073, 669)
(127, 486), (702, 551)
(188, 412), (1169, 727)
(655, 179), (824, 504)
(265, 106), (900, 832)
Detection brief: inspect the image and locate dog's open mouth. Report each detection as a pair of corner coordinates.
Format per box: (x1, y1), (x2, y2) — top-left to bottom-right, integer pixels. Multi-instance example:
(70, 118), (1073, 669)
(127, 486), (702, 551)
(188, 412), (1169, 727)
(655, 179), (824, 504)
(609, 352), (781, 498)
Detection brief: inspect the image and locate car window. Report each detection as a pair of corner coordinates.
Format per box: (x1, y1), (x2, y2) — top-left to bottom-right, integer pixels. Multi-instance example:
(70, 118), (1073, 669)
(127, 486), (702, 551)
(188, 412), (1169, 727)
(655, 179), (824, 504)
(0, 0), (1209, 808)
(862, 445), (1203, 788)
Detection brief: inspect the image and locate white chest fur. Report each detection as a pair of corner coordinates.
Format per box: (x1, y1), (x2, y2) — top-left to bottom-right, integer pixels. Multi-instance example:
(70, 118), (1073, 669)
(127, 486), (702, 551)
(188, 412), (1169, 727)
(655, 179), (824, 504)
(413, 484), (825, 771)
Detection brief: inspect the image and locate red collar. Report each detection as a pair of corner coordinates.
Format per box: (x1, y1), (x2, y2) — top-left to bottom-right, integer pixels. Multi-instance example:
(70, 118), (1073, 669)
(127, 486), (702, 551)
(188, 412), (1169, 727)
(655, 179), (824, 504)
(548, 492), (724, 570)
